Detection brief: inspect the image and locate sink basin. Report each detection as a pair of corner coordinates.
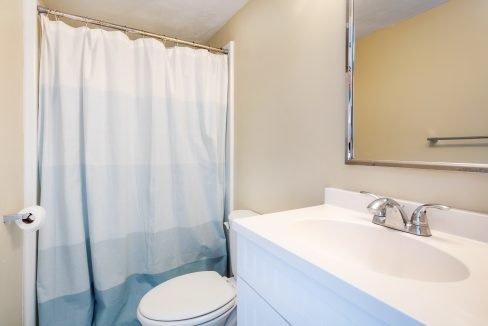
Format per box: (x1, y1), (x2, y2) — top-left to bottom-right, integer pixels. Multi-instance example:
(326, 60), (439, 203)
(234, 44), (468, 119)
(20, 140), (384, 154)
(291, 219), (469, 282)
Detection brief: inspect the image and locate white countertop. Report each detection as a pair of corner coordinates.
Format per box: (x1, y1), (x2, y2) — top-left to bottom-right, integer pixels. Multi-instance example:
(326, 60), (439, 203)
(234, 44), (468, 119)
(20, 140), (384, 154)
(234, 203), (488, 325)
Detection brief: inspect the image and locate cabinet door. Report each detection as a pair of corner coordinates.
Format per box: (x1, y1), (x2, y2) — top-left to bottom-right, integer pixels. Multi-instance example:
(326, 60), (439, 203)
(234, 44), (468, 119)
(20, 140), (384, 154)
(237, 235), (405, 325)
(237, 277), (289, 326)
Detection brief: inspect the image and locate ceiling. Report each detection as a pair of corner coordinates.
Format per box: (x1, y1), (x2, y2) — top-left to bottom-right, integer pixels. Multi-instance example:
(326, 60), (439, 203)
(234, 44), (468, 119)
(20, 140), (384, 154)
(42, 0), (249, 43)
(355, 0), (449, 38)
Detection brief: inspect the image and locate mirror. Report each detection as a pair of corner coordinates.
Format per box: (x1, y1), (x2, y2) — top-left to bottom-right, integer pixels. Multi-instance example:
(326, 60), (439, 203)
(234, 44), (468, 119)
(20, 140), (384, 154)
(346, 0), (488, 172)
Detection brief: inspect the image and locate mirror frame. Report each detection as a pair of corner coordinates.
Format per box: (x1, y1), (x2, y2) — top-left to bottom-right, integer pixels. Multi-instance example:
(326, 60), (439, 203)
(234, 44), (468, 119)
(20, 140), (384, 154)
(345, 0), (488, 173)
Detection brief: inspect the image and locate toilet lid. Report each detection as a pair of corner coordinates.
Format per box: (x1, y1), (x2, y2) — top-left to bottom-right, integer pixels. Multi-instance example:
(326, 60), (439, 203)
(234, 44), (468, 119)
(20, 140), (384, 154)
(138, 271), (235, 322)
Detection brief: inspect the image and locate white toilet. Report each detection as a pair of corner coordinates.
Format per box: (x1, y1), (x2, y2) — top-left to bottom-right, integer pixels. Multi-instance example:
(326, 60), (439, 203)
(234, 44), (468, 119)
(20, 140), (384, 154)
(137, 210), (259, 326)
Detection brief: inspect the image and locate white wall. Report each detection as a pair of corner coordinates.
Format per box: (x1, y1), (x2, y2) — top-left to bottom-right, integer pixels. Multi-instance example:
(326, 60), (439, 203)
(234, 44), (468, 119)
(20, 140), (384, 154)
(209, 0), (488, 214)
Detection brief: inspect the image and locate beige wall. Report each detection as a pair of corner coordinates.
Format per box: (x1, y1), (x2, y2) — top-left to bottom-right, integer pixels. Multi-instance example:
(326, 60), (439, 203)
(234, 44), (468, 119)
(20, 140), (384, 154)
(0, 0), (24, 325)
(209, 0), (488, 214)
(355, 0), (488, 163)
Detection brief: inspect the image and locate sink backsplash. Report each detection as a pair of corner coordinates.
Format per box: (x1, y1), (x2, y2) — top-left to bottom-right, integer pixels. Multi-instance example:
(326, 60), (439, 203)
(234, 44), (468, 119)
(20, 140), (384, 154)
(324, 188), (488, 244)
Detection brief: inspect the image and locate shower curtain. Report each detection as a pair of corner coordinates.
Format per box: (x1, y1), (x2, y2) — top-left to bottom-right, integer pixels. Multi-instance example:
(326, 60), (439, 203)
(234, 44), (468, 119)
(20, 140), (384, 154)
(37, 16), (229, 325)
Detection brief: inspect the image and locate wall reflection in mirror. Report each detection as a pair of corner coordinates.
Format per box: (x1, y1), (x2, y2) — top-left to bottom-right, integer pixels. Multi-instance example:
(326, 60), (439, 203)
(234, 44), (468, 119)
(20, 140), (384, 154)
(348, 0), (488, 169)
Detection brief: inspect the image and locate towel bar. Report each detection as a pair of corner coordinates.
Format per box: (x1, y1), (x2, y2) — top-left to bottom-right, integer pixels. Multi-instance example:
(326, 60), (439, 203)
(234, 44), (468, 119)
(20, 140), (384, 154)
(427, 136), (488, 144)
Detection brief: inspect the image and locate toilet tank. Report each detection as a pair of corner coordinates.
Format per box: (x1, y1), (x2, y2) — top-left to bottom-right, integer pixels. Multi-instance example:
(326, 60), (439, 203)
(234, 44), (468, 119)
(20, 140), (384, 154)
(228, 210), (259, 276)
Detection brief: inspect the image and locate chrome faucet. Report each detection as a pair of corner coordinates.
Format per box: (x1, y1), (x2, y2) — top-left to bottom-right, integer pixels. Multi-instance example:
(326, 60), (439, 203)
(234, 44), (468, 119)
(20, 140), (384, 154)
(409, 204), (450, 236)
(361, 191), (449, 237)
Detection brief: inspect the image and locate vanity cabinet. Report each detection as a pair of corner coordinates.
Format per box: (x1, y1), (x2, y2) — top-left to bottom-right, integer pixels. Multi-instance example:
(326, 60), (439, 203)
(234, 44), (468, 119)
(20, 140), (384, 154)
(236, 277), (288, 325)
(233, 189), (488, 325)
(235, 230), (417, 326)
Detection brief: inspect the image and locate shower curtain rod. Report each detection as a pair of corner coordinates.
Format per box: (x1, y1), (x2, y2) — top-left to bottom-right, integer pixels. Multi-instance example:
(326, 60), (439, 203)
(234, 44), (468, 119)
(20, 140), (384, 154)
(37, 6), (228, 54)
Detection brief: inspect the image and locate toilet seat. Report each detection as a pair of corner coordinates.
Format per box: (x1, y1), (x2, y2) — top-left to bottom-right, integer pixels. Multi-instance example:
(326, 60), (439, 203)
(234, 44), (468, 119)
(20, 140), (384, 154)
(138, 271), (236, 325)
(137, 299), (235, 326)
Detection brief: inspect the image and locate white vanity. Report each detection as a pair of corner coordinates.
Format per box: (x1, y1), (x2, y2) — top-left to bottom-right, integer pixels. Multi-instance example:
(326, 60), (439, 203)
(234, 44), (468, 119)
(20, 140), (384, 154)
(233, 188), (488, 325)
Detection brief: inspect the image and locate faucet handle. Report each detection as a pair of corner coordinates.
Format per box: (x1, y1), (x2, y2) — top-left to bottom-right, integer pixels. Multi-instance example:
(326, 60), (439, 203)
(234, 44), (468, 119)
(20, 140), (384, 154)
(359, 190), (388, 224)
(411, 204), (450, 226)
(361, 191), (386, 220)
(360, 191), (381, 200)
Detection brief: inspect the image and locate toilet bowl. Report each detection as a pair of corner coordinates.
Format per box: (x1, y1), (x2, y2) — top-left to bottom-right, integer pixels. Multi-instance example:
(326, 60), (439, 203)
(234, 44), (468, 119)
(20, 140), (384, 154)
(137, 271), (236, 326)
(137, 210), (259, 326)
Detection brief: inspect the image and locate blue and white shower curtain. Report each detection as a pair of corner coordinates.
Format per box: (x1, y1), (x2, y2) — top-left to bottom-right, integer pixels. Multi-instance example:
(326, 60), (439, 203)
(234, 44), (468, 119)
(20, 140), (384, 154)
(37, 16), (229, 325)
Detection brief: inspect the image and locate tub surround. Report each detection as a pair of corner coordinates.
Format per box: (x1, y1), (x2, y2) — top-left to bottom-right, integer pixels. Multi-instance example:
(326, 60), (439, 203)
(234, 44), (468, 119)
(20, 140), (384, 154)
(233, 188), (488, 325)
